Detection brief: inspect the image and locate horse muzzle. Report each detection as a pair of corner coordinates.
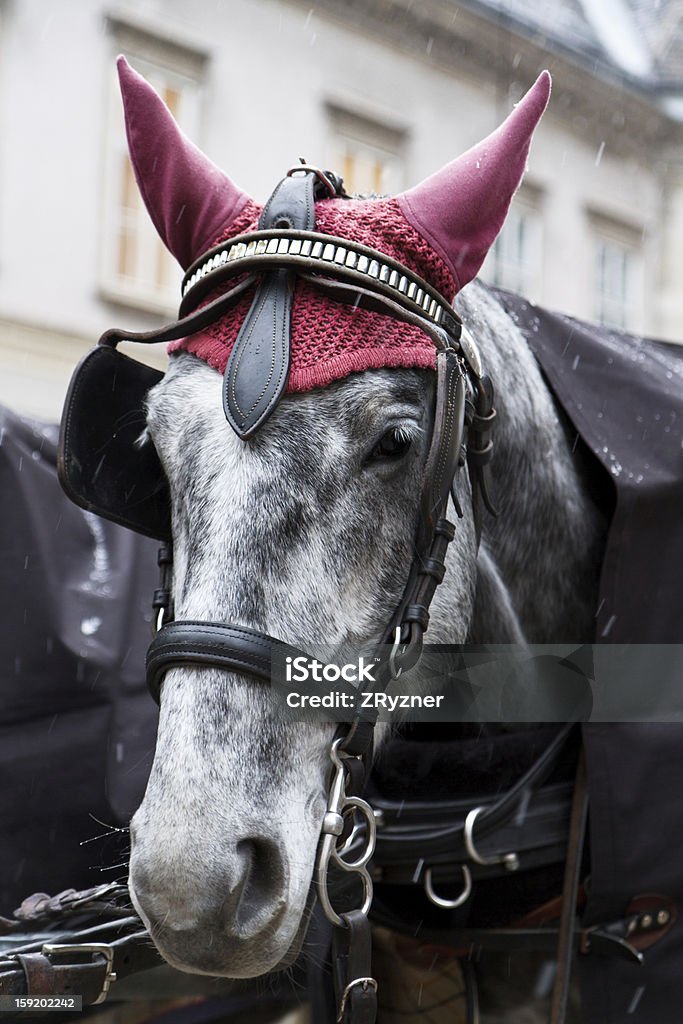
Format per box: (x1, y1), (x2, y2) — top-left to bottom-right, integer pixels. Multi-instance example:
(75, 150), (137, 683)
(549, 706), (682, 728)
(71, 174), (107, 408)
(128, 835), (301, 977)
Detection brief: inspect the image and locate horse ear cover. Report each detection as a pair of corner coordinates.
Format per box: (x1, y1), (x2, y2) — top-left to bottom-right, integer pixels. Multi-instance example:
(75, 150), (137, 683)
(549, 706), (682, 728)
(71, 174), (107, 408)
(116, 55), (250, 269)
(117, 57), (550, 386)
(396, 71), (551, 290)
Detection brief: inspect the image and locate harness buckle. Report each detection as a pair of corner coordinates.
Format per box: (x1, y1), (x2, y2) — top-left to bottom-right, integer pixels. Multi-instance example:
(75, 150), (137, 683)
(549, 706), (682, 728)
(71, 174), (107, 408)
(286, 163), (338, 196)
(388, 623), (424, 680)
(41, 942), (117, 1004)
(336, 976), (378, 1023)
(389, 626), (407, 679)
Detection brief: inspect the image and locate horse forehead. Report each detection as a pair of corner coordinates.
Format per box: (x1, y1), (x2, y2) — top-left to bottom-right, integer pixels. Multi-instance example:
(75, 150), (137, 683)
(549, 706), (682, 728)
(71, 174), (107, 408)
(148, 359), (430, 455)
(331, 369), (430, 417)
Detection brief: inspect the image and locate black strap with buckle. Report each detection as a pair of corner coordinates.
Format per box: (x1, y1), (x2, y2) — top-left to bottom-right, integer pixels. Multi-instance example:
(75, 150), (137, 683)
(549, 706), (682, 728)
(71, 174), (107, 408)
(333, 910), (378, 1024)
(0, 918), (161, 1004)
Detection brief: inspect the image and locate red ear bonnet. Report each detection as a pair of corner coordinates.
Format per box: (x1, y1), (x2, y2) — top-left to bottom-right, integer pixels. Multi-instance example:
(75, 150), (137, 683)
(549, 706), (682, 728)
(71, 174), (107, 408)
(117, 58), (551, 390)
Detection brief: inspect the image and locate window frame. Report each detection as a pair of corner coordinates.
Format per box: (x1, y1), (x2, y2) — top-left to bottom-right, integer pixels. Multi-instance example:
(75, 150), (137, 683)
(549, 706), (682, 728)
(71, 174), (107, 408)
(590, 215), (644, 333)
(325, 102), (407, 197)
(480, 185), (544, 301)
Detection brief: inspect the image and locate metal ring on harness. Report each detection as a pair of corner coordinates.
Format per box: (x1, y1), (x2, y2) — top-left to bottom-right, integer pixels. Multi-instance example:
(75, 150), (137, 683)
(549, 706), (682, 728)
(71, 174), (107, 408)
(464, 806), (520, 871)
(286, 163), (337, 196)
(316, 739), (377, 928)
(424, 864), (472, 909)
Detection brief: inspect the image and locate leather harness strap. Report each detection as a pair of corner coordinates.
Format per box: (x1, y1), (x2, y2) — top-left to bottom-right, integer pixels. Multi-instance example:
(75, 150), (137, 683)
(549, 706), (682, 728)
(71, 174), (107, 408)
(223, 173), (317, 437)
(550, 746), (589, 1024)
(0, 919), (161, 1004)
(333, 911), (378, 1024)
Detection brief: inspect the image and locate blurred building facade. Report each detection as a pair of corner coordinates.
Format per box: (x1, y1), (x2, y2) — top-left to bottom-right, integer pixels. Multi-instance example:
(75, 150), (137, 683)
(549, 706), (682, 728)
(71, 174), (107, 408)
(1, 0), (682, 420)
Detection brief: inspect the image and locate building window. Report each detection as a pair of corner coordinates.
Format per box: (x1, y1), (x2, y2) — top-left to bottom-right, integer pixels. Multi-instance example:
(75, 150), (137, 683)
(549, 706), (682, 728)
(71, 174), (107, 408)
(480, 188), (543, 300)
(326, 104), (405, 196)
(101, 27), (205, 314)
(593, 236), (641, 331)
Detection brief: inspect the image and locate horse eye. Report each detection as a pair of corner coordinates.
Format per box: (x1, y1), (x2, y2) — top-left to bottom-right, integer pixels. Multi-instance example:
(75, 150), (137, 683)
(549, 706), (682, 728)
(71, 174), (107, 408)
(369, 428), (412, 461)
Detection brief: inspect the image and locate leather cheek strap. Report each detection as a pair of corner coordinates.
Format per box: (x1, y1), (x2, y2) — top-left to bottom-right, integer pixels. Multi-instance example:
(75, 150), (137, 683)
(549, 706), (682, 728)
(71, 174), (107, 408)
(375, 350), (465, 653)
(417, 348), (466, 552)
(223, 174), (316, 438)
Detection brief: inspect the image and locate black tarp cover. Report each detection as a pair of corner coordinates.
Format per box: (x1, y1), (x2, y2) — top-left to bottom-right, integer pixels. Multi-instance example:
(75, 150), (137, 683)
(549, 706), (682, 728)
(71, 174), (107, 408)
(0, 405), (158, 913)
(498, 292), (683, 1024)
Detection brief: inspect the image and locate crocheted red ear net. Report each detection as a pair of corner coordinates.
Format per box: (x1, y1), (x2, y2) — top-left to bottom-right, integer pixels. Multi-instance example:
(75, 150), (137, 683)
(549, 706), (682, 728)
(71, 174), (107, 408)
(118, 56), (550, 391)
(167, 195), (456, 390)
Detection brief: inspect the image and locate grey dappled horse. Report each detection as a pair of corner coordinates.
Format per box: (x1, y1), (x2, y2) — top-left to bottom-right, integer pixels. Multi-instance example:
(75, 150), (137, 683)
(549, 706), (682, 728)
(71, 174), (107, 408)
(109, 60), (600, 1021)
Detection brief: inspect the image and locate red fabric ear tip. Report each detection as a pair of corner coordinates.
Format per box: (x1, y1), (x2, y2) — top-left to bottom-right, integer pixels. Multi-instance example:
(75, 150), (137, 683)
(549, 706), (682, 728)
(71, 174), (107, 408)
(116, 54), (146, 99)
(396, 73), (552, 291)
(537, 70), (552, 102)
(514, 70), (552, 128)
(114, 57), (252, 269)
(116, 53), (130, 77)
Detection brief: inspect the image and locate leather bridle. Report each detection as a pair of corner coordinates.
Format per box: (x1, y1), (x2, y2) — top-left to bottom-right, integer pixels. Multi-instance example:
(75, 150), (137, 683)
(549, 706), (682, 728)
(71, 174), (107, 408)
(151, 168), (496, 1024)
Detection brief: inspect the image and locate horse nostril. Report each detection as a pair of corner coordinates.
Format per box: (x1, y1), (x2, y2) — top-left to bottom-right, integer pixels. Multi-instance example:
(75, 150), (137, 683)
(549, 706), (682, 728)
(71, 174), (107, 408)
(233, 837), (286, 928)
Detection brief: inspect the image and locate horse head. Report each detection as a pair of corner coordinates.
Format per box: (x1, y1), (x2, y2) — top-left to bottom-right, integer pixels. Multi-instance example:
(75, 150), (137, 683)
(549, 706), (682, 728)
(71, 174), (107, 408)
(114, 58), (550, 977)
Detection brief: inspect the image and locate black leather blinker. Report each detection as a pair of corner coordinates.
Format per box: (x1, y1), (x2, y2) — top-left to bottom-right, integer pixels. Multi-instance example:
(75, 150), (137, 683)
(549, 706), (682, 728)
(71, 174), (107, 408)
(223, 172), (317, 438)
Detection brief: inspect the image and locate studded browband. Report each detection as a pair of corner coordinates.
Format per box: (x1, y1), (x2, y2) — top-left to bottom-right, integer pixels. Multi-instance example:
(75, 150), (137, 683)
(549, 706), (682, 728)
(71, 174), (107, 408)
(174, 165), (483, 443)
(178, 226), (484, 378)
(183, 230), (460, 335)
